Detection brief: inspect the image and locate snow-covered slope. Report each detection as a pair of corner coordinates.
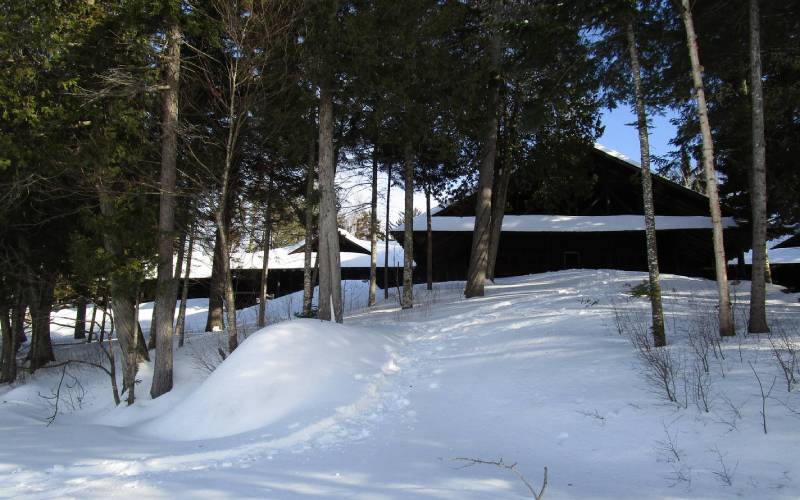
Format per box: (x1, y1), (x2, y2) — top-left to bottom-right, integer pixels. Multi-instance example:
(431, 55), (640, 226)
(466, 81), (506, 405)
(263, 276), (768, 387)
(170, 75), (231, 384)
(1, 270), (799, 499)
(140, 319), (400, 443)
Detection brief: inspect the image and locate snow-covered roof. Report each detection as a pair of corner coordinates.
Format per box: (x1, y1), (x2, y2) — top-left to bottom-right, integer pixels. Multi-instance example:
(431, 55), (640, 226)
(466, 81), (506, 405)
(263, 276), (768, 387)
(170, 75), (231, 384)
(593, 143), (639, 166)
(398, 214), (738, 233)
(174, 231), (406, 280)
(730, 234), (800, 266)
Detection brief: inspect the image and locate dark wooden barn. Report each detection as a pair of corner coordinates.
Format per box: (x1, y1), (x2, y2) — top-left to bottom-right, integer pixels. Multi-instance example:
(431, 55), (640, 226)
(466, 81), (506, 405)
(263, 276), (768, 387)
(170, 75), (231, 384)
(393, 145), (750, 283)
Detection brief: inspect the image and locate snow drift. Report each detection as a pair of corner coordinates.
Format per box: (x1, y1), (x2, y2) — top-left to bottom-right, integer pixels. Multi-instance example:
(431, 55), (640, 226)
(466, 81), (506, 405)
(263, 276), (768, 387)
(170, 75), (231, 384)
(140, 319), (399, 442)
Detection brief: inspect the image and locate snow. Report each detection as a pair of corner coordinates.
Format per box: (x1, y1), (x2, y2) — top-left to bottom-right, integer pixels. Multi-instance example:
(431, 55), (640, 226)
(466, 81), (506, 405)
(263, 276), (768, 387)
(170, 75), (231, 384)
(732, 234), (800, 265)
(141, 320), (400, 442)
(2, 270), (800, 498)
(399, 213), (739, 232)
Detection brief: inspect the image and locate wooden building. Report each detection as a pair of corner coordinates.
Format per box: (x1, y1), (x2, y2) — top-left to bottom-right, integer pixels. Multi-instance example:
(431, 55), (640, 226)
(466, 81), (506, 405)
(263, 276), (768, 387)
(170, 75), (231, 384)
(145, 229), (406, 307)
(393, 145), (749, 283)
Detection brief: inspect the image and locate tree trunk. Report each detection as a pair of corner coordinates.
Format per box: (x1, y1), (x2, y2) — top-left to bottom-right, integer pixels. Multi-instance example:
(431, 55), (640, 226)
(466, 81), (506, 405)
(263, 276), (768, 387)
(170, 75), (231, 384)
(12, 294), (26, 346)
(465, 12), (502, 299)
(368, 149), (379, 305)
(402, 142), (414, 309)
(384, 163), (391, 300)
(627, 21), (667, 347)
(747, 0), (769, 334)
(316, 84), (343, 322)
(426, 188), (433, 291)
(150, 20), (182, 398)
(176, 221), (194, 347)
(680, 0), (735, 337)
(257, 186), (272, 328)
(215, 202), (238, 353)
(73, 295), (87, 340)
(86, 293), (98, 343)
(764, 245), (772, 284)
(0, 303), (15, 383)
(302, 127), (316, 317)
(205, 228), (226, 332)
(26, 277), (55, 372)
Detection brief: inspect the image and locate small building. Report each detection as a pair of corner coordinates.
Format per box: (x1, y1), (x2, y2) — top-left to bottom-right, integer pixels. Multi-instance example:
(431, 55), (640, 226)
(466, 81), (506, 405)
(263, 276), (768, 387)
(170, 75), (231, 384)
(731, 232), (800, 291)
(393, 145), (749, 283)
(170, 229), (406, 307)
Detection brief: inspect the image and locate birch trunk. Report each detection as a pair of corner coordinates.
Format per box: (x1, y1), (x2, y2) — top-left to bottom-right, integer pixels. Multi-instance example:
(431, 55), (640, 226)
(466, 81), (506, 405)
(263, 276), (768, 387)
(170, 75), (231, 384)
(465, 3), (502, 298)
(680, 0), (735, 337)
(316, 85), (343, 322)
(384, 163), (391, 300)
(747, 0), (769, 333)
(176, 222), (194, 347)
(402, 142), (414, 309)
(627, 20), (667, 347)
(150, 20), (182, 398)
(368, 149), (379, 305)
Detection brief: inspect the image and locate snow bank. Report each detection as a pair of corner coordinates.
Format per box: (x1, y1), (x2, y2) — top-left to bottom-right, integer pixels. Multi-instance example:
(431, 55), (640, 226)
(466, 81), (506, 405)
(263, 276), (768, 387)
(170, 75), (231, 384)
(140, 319), (399, 442)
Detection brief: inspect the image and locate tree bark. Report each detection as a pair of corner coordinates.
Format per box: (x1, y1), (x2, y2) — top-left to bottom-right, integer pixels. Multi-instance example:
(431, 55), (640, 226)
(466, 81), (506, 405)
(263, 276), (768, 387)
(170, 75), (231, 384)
(97, 187), (142, 404)
(12, 294), (26, 346)
(0, 303), (15, 383)
(425, 187), (433, 291)
(316, 85), (343, 322)
(73, 295), (87, 340)
(368, 150), (379, 305)
(257, 183), (272, 328)
(25, 276), (55, 372)
(205, 228), (226, 332)
(87, 290), (98, 343)
(465, 11), (502, 299)
(680, 0), (735, 337)
(302, 149), (316, 317)
(176, 221), (194, 347)
(402, 142), (414, 309)
(487, 92), (519, 282)
(384, 163), (391, 300)
(150, 20), (182, 398)
(747, 0), (769, 334)
(627, 21), (667, 347)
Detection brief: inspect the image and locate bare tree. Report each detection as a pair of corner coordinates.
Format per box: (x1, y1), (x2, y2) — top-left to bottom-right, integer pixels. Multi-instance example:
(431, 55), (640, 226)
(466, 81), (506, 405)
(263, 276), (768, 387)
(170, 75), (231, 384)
(176, 220), (195, 347)
(257, 177), (273, 328)
(626, 19), (666, 347)
(679, 0), (735, 336)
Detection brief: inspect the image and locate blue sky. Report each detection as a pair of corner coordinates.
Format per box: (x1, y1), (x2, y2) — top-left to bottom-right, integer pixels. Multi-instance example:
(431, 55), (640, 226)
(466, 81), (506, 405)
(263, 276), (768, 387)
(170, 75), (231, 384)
(598, 106), (678, 161)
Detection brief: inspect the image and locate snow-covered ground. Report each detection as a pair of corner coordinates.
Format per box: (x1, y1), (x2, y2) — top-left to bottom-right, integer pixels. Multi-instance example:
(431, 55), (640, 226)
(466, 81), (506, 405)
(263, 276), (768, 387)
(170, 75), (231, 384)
(2, 270), (800, 499)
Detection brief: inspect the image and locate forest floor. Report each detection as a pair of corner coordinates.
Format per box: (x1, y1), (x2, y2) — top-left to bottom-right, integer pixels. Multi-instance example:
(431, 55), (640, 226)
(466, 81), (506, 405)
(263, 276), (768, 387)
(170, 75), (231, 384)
(1, 269), (800, 499)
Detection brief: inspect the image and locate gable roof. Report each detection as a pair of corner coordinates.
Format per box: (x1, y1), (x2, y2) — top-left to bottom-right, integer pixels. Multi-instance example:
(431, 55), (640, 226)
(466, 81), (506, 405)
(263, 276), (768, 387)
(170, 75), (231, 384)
(435, 145), (715, 218)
